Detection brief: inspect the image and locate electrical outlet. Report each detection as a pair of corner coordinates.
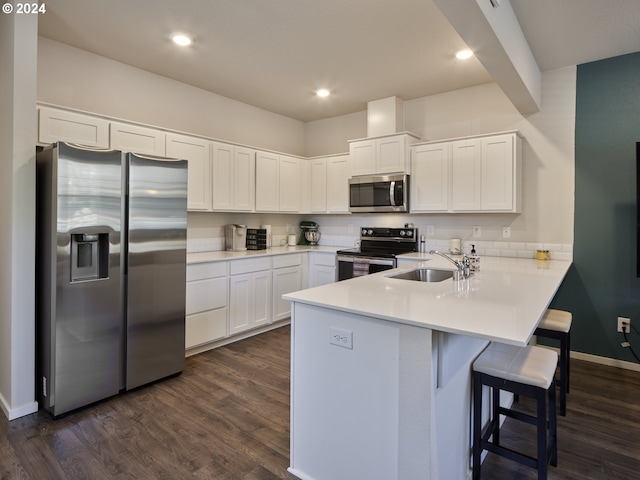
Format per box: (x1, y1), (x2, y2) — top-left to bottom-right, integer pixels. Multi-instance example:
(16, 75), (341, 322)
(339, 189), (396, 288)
(502, 226), (511, 239)
(427, 225), (435, 236)
(329, 327), (353, 349)
(618, 317), (631, 334)
(286, 224), (292, 233)
(473, 226), (481, 237)
(348, 223), (354, 233)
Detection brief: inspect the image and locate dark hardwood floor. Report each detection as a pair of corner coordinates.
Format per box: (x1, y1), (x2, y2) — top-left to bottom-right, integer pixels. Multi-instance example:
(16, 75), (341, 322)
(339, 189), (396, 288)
(1, 325), (639, 479)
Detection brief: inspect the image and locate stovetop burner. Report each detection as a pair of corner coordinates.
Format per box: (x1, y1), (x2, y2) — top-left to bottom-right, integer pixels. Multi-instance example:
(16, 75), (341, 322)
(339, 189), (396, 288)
(337, 227), (419, 258)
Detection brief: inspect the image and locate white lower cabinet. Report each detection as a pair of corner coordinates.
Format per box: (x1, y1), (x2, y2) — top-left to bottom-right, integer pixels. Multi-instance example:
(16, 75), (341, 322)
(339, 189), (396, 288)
(185, 262), (229, 349)
(272, 254), (304, 322)
(308, 252), (336, 287)
(186, 251), (337, 353)
(229, 257), (272, 335)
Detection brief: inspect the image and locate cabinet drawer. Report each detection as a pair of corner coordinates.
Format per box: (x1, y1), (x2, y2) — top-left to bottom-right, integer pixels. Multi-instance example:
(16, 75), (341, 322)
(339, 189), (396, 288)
(229, 256), (271, 275)
(187, 261), (228, 282)
(310, 252), (336, 267)
(186, 277), (228, 315)
(272, 253), (303, 269)
(186, 308), (228, 348)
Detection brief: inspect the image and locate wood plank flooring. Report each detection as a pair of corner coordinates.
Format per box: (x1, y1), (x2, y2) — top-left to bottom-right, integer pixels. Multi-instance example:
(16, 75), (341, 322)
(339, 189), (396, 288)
(1, 325), (639, 479)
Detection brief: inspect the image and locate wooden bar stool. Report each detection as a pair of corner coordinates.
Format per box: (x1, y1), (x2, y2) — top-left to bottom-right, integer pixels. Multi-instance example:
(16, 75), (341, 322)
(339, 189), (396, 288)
(473, 343), (558, 480)
(535, 309), (572, 416)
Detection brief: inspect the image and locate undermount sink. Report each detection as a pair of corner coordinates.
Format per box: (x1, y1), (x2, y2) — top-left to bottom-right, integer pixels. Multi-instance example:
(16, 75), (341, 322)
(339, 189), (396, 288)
(387, 268), (454, 283)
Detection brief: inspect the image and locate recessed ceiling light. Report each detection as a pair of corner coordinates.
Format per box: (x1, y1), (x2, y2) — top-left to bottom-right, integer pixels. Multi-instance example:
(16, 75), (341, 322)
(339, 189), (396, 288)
(316, 89), (330, 98)
(172, 33), (192, 46)
(455, 49), (473, 60)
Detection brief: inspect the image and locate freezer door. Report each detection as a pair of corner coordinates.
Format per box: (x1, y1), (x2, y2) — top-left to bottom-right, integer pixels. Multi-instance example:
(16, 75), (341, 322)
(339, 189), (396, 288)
(38, 142), (124, 416)
(125, 153), (188, 390)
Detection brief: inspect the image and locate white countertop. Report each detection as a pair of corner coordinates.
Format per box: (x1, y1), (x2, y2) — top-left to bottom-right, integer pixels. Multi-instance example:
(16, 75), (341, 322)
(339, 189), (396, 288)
(187, 245), (340, 264)
(284, 255), (572, 346)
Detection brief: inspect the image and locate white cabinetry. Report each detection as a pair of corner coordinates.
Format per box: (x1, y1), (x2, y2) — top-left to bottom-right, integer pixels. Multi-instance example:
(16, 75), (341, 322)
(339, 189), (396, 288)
(308, 252), (336, 287)
(166, 133), (212, 211)
(211, 142), (255, 211)
(481, 134), (520, 211)
(229, 257), (272, 335)
(310, 158), (327, 213)
(38, 107), (110, 147)
(185, 262), (228, 349)
(326, 154), (351, 213)
(255, 151), (301, 212)
(349, 133), (419, 176)
(110, 122), (166, 156)
(410, 143), (450, 212)
(410, 132), (522, 213)
(280, 155), (301, 212)
(451, 138), (482, 211)
(452, 133), (521, 212)
(272, 254), (304, 322)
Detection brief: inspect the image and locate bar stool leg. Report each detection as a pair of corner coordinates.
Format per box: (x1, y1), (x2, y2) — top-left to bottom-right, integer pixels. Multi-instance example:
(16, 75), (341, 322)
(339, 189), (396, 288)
(559, 334), (567, 415)
(472, 372), (482, 480)
(492, 386), (500, 446)
(536, 388), (548, 480)
(549, 379), (558, 467)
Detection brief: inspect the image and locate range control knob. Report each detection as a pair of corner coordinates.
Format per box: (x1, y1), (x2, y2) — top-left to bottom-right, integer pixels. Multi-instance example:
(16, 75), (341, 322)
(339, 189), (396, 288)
(399, 230), (406, 236)
(362, 228), (367, 236)
(405, 230), (413, 237)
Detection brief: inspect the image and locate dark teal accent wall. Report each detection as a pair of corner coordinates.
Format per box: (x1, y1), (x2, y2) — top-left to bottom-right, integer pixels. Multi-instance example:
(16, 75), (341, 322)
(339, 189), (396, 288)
(552, 52), (640, 362)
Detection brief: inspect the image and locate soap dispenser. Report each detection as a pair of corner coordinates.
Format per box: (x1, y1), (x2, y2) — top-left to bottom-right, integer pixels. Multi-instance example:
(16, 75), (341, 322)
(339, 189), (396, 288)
(470, 244), (480, 271)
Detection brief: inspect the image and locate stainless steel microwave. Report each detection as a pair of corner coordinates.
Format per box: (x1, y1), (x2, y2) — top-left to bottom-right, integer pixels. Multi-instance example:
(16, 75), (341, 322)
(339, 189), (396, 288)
(349, 174), (409, 213)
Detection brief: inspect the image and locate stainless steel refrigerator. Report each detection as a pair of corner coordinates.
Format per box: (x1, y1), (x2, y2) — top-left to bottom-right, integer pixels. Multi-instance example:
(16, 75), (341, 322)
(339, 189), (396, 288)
(36, 142), (188, 416)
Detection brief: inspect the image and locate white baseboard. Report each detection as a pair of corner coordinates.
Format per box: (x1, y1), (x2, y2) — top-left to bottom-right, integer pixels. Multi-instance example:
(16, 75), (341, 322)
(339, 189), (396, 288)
(0, 392), (38, 421)
(570, 350), (640, 372)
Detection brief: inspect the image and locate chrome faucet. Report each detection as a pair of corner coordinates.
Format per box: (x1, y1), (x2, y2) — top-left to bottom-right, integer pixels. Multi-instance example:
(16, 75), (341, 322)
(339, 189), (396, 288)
(429, 250), (472, 280)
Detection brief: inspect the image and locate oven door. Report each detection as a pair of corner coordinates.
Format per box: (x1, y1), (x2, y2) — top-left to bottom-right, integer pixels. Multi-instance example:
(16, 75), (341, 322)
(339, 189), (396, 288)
(337, 255), (396, 281)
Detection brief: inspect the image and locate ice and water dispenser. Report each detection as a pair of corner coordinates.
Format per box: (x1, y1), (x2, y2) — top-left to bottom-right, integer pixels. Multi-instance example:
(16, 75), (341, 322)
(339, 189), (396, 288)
(70, 233), (110, 281)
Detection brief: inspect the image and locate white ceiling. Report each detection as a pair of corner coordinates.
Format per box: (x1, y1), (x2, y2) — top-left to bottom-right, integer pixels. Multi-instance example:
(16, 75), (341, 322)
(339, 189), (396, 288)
(38, 0), (640, 122)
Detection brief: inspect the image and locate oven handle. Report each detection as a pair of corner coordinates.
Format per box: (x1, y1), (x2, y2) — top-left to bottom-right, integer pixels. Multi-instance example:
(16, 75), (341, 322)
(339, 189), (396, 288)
(337, 255), (396, 267)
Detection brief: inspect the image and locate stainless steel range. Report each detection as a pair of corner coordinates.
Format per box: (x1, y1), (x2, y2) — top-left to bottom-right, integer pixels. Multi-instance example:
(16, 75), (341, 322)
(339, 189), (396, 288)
(337, 227), (418, 281)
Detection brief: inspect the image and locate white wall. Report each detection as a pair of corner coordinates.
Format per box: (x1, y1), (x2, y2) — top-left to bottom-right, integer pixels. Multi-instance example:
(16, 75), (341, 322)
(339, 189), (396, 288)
(304, 110), (366, 157)
(0, 13), (39, 420)
(37, 38), (306, 156)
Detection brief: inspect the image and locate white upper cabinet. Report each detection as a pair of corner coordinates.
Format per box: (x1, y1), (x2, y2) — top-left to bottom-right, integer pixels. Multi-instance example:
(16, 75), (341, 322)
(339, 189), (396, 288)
(298, 159), (312, 214)
(110, 122), (166, 156)
(279, 155), (300, 213)
(307, 154), (351, 214)
(481, 134), (519, 212)
(211, 142), (255, 212)
(165, 133), (212, 211)
(310, 158), (327, 213)
(255, 151), (301, 212)
(38, 107), (110, 148)
(410, 143), (450, 212)
(326, 154), (351, 213)
(411, 131), (522, 214)
(451, 138), (482, 211)
(255, 151), (280, 212)
(349, 133), (419, 176)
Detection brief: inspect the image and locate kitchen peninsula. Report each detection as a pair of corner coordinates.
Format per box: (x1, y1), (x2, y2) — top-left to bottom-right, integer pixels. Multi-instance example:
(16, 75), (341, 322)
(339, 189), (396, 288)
(284, 254), (571, 480)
